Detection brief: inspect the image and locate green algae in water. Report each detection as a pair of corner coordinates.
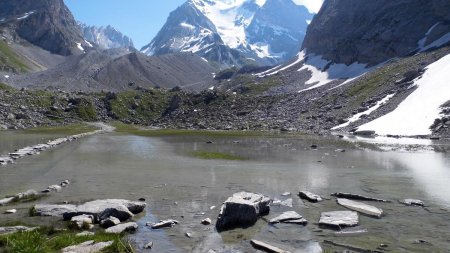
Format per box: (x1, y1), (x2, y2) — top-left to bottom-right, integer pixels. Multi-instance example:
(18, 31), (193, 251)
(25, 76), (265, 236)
(191, 151), (247, 160)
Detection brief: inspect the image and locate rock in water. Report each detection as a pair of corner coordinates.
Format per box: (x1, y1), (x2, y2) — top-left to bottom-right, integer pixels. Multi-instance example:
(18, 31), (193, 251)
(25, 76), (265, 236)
(201, 218), (212, 225)
(216, 192), (271, 231)
(144, 241), (154, 249)
(4, 209), (17, 214)
(150, 219), (179, 229)
(337, 198), (383, 218)
(319, 211), (359, 228)
(331, 192), (389, 202)
(400, 199), (425, 207)
(299, 191), (323, 203)
(0, 197), (14, 206)
(61, 240), (113, 253)
(105, 222), (138, 234)
(280, 198), (293, 208)
(269, 211), (307, 225)
(250, 239), (291, 253)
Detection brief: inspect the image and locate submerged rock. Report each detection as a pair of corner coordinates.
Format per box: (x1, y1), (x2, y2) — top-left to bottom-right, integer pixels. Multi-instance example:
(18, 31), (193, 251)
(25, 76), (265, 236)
(401, 199), (425, 207)
(105, 222), (138, 234)
(61, 240), (113, 253)
(250, 239), (291, 253)
(144, 241), (154, 249)
(337, 198), (383, 218)
(280, 198), (293, 208)
(216, 192), (271, 231)
(319, 211), (359, 228)
(269, 211), (307, 225)
(299, 191), (323, 203)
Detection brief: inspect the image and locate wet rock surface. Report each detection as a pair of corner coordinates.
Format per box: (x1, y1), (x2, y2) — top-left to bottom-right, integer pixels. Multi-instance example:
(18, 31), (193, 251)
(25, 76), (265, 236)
(299, 191), (323, 203)
(269, 211), (307, 225)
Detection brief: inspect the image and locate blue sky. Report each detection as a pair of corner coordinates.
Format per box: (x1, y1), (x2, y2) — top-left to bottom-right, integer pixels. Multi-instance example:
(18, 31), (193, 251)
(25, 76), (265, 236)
(64, 0), (185, 49)
(65, 0), (323, 50)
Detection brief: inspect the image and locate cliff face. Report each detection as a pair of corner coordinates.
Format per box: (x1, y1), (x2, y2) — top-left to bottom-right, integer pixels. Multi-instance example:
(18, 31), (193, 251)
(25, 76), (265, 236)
(302, 0), (450, 65)
(0, 0), (89, 56)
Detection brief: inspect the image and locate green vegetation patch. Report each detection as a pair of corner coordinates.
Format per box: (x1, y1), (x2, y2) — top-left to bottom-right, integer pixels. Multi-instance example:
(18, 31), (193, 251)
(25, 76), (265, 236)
(107, 90), (171, 121)
(191, 151), (246, 160)
(0, 41), (30, 73)
(24, 123), (98, 135)
(0, 228), (133, 253)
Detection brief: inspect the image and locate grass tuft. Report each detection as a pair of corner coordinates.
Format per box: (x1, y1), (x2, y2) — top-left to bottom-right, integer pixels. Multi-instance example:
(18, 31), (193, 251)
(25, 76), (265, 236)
(191, 151), (246, 160)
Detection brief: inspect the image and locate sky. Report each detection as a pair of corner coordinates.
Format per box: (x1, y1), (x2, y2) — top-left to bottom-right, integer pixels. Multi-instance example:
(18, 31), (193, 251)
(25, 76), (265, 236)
(64, 0), (323, 50)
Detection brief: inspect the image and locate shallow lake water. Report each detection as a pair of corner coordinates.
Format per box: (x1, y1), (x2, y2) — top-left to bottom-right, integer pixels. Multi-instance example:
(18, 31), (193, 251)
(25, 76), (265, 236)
(0, 131), (449, 252)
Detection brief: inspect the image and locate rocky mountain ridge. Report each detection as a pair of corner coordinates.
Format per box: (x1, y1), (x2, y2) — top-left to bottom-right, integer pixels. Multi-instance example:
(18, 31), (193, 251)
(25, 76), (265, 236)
(80, 24), (135, 50)
(141, 0), (313, 67)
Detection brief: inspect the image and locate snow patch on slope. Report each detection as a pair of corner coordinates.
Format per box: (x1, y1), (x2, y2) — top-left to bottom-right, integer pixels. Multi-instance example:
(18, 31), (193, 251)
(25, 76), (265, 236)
(417, 22), (450, 52)
(358, 53), (450, 136)
(298, 55), (369, 92)
(332, 94), (395, 130)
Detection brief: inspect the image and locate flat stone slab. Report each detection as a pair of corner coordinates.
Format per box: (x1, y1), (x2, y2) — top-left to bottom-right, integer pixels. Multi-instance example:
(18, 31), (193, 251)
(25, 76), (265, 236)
(250, 239), (291, 253)
(269, 211), (307, 225)
(279, 198), (293, 207)
(331, 192), (389, 202)
(337, 198), (383, 218)
(400, 199), (425, 207)
(299, 191), (323, 202)
(105, 222), (138, 234)
(216, 192), (271, 231)
(319, 211), (359, 228)
(61, 240), (113, 253)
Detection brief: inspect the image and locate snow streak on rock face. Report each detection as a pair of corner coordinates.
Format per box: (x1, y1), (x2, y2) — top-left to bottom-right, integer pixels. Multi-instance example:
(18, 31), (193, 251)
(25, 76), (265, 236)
(81, 24), (135, 50)
(142, 0), (314, 67)
(358, 53), (450, 136)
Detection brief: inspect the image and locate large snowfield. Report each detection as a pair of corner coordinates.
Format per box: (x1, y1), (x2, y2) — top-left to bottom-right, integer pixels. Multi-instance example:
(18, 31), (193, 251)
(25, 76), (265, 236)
(358, 53), (450, 136)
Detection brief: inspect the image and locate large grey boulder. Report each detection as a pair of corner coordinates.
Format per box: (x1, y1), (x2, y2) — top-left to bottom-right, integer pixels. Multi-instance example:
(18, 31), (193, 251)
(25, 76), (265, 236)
(33, 204), (77, 217)
(33, 199), (146, 221)
(61, 240), (113, 253)
(216, 192), (271, 231)
(337, 198), (383, 218)
(319, 211), (359, 228)
(105, 222), (138, 234)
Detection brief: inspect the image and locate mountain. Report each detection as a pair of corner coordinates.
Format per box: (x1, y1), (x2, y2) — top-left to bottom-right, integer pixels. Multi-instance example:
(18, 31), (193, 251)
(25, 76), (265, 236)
(81, 24), (135, 50)
(0, 0), (90, 56)
(6, 50), (216, 92)
(141, 0), (313, 67)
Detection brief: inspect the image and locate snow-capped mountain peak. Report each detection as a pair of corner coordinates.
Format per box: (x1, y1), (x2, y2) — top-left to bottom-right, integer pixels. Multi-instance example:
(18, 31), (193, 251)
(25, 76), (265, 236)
(141, 0), (314, 67)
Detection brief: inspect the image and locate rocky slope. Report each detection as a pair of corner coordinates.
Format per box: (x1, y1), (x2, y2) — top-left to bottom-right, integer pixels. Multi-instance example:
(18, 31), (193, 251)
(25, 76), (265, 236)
(4, 50), (216, 92)
(141, 0), (313, 67)
(80, 24), (135, 50)
(0, 0), (90, 56)
(302, 0), (450, 66)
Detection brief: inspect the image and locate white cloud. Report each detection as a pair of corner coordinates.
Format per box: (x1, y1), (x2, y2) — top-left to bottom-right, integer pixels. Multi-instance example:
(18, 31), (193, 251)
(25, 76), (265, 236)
(292, 0), (324, 13)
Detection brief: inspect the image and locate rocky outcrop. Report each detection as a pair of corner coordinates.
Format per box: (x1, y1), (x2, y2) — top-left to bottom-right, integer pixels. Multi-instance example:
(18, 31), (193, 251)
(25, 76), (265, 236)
(302, 0), (450, 66)
(80, 24), (135, 50)
(0, 0), (89, 56)
(216, 192), (271, 231)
